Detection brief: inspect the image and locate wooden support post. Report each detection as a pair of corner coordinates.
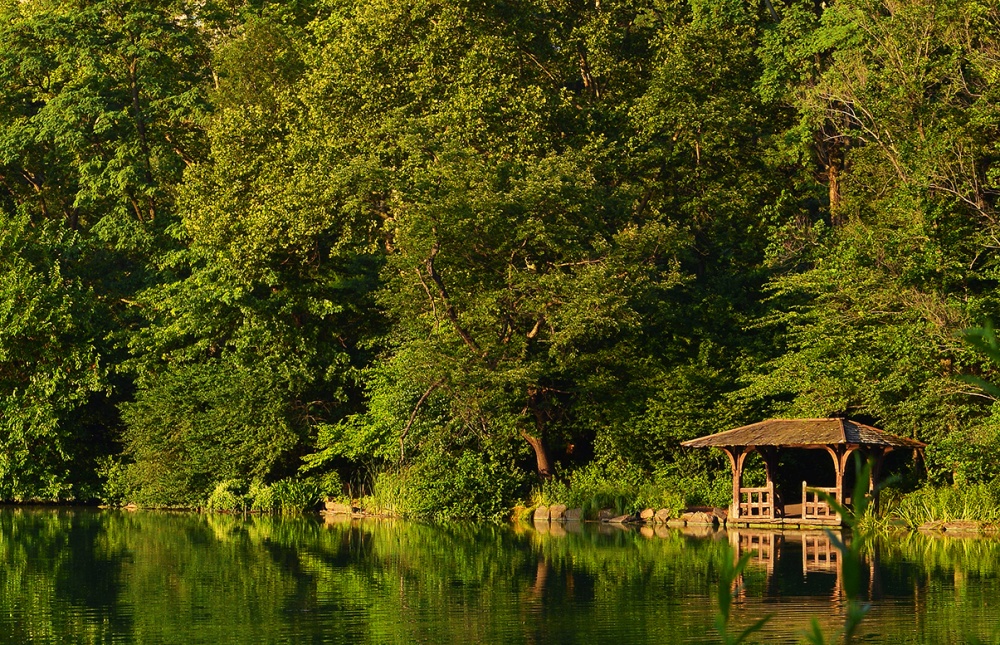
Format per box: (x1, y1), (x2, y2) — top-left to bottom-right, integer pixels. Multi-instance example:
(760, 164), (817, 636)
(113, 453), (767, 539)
(722, 447), (738, 521)
(823, 446), (844, 508)
(838, 446), (855, 505)
(869, 447), (886, 513)
(758, 446), (780, 517)
(721, 446), (749, 521)
(822, 445), (855, 523)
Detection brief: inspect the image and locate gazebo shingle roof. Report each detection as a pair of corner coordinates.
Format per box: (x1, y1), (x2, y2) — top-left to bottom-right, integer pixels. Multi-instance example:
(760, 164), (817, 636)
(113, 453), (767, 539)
(680, 418), (925, 449)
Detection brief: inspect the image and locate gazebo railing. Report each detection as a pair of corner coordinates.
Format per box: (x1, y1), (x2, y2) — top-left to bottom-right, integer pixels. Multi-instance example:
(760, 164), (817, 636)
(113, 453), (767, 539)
(803, 483), (839, 520)
(738, 483), (775, 519)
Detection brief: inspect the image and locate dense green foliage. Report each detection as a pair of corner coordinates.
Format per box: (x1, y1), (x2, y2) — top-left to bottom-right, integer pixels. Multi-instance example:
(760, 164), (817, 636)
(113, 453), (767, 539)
(2, 0), (1000, 514)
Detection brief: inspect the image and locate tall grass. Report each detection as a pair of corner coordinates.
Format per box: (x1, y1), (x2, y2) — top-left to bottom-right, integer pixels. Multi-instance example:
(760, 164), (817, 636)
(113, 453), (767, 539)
(530, 463), (694, 519)
(206, 478), (322, 514)
(894, 482), (1000, 528)
(359, 469), (422, 517)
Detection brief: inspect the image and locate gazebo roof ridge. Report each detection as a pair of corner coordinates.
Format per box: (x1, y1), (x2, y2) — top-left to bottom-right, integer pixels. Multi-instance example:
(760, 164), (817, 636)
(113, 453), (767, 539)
(680, 417), (925, 450)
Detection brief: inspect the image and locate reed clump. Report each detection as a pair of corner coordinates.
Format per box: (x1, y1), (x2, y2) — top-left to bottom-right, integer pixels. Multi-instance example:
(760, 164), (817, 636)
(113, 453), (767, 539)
(894, 481), (1000, 528)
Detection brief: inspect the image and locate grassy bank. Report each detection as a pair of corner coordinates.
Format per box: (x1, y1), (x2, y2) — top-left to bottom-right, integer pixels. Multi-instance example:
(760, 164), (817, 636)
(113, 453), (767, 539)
(889, 482), (1000, 529)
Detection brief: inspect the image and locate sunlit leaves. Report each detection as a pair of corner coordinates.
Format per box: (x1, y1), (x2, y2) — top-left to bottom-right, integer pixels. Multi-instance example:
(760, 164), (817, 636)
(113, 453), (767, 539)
(0, 211), (103, 499)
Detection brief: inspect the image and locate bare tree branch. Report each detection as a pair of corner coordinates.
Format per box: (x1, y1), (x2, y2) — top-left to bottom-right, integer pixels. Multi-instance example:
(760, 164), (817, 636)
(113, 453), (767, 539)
(400, 378), (445, 462)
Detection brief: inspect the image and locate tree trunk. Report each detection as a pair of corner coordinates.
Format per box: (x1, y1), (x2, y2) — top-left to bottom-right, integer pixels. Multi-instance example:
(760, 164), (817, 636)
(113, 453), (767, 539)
(817, 122), (845, 226)
(522, 388), (555, 479)
(828, 159), (842, 226)
(521, 430), (554, 479)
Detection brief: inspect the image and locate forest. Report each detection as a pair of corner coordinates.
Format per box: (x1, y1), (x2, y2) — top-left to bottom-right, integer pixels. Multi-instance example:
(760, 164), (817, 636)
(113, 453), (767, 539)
(2, 0), (1000, 518)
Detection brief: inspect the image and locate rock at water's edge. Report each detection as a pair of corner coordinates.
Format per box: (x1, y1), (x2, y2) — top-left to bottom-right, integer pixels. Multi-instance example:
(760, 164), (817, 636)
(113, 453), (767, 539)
(607, 514), (637, 524)
(325, 501), (353, 515)
(942, 520), (982, 533)
(681, 511), (718, 526)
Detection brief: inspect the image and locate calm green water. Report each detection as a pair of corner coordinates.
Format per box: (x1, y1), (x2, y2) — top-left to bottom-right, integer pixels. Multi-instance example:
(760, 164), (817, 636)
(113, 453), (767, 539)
(1, 509), (999, 644)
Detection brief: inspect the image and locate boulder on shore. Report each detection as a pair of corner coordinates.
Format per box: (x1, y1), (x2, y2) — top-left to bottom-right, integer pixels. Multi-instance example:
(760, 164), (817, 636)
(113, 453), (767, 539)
(597, 508), (617, 521)
(533, 506), (550, 522)
(324, 501), (352, 515)
(942, 520), (981, 533)
(680, 511), (718, 526)
(564, 508), (583, 522)
(654, 508), (672, 523)
(607, 513), (638, 524)
(920, 519), (984, 534)
(640, 508), (655, 521)
(549, 504), (568, 521)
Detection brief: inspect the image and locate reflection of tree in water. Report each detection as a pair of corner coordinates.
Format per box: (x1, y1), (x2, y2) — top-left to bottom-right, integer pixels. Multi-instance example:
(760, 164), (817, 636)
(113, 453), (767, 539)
(2, 510), (1000, 644)
(519, 545), (600, 644)
(0, 508), (132, 643)
(53, 511), (129, 611)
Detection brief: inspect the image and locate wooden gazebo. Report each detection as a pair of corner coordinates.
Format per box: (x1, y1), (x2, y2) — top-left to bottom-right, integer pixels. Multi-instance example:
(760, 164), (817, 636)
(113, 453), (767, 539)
(682, 418), (925, 526)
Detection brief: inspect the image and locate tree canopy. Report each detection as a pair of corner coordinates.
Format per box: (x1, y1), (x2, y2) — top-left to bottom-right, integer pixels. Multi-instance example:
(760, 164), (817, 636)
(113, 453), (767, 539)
(2, 0), (1000, 514)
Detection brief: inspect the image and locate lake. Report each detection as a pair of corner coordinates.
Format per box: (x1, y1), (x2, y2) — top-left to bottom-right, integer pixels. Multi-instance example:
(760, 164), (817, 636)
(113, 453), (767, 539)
(1, 508), (998, 644)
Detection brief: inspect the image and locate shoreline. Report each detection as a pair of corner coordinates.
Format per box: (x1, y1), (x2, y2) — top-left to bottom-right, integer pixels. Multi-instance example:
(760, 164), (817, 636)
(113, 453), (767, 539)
(3, 502), (999, 538)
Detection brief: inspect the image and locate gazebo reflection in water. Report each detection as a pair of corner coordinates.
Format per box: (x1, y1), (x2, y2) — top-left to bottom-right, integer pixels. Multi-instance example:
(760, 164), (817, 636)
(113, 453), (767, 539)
(728, 530), (850, 600)
(727, 528), (889, 606)
(681, 418), (925, 527)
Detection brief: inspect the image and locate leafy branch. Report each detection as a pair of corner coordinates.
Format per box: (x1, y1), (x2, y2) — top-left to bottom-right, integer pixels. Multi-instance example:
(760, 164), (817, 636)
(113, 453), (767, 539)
(714, 548), (772, 645)
(960, 323), (1000, 400)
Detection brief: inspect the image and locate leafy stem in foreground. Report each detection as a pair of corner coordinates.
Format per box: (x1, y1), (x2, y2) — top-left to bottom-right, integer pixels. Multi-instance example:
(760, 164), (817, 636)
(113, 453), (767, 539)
(715, 547), (772, 644)
(804, 455), (876, 644)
